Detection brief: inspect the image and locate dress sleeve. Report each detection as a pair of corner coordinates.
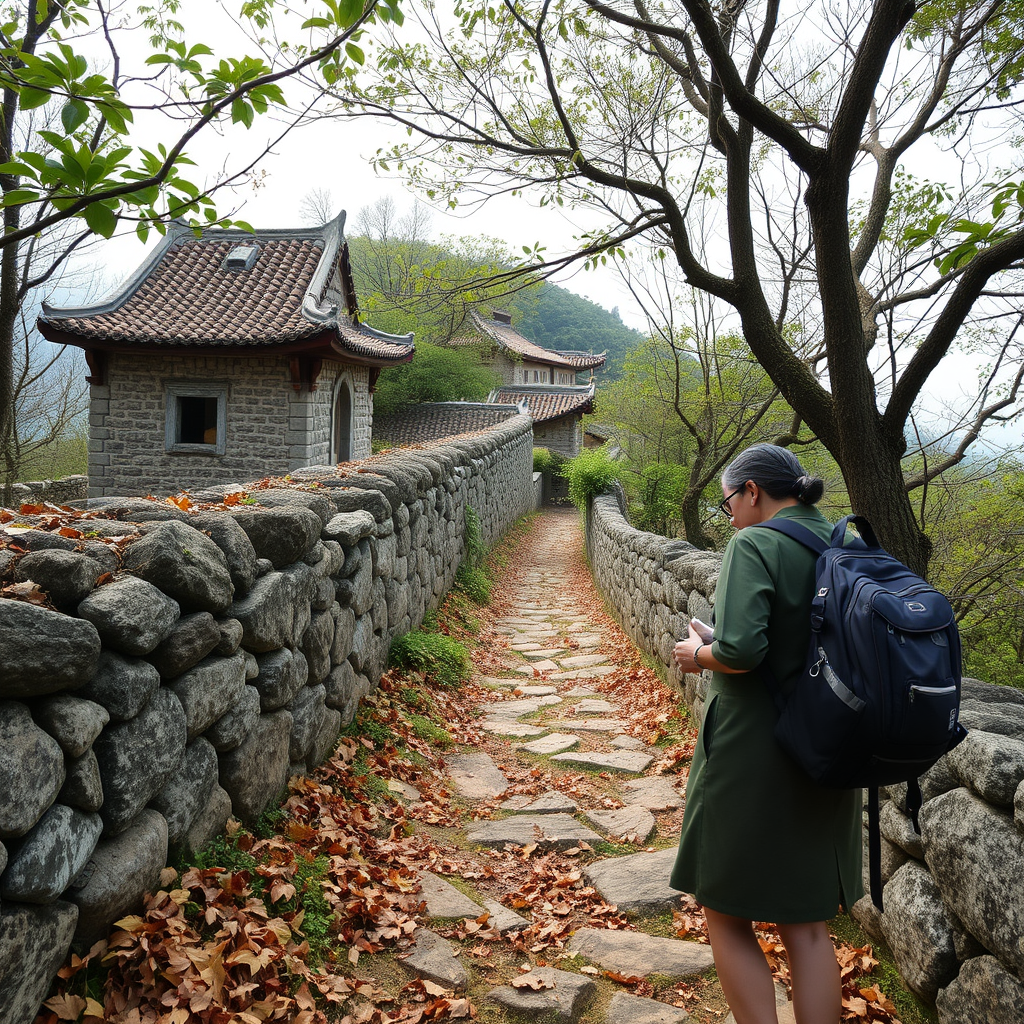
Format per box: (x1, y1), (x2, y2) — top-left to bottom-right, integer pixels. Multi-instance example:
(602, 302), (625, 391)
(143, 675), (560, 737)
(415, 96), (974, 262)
(710, 530), (776, 671)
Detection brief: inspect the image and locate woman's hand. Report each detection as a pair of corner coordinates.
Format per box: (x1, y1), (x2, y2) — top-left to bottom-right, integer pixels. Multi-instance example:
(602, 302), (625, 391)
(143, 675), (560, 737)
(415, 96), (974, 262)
(673, 623), (706, 671)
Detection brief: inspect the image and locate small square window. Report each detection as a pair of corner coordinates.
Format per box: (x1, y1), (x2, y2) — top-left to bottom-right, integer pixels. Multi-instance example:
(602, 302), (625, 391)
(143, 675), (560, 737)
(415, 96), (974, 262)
(165, 381), (227, 455)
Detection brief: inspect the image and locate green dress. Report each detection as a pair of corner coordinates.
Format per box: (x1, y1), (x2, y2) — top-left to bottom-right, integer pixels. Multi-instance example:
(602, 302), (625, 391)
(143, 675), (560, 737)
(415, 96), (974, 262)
(670, 504), (863, 923)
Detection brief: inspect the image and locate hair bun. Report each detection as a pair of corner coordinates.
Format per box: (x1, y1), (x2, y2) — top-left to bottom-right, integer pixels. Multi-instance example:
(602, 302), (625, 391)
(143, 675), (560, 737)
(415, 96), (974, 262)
(795, 474), (824, 505)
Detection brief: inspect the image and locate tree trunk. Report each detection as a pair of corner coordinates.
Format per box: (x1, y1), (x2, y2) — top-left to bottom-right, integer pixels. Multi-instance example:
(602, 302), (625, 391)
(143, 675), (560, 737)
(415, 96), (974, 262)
(679, 487), (713, 550)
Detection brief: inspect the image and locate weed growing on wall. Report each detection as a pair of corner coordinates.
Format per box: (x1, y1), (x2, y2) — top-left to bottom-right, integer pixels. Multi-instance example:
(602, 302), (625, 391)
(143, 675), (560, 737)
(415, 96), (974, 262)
(455, 504), (491, 605)
(563, 444), (619, 510)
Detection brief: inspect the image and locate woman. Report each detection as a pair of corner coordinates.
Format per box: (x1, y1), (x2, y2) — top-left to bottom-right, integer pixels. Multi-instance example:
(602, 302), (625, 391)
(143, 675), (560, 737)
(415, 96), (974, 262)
(671, 444), (862, 1024)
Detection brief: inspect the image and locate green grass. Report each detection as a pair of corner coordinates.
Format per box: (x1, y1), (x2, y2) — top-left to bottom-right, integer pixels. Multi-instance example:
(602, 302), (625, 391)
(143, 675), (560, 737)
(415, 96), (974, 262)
(407, 713), (452, 747)
(389, 630), (471, 689)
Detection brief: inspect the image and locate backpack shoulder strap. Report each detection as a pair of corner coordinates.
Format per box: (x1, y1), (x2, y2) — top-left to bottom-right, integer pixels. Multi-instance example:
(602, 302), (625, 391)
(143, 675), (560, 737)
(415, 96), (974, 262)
(753, 517), (829, 556)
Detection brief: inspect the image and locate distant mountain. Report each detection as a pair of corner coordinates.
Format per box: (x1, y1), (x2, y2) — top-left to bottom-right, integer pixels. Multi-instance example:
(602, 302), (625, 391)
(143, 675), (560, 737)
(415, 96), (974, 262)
(510, 282), (644, 379)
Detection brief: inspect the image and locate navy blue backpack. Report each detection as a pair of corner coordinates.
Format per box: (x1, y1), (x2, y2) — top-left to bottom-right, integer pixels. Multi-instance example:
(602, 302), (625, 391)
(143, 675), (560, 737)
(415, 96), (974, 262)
(755, 514), (967, 908)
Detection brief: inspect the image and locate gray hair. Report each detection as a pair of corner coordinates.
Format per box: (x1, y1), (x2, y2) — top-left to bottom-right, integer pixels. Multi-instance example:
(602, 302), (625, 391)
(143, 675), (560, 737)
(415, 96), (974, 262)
(723, 443), (824, 505)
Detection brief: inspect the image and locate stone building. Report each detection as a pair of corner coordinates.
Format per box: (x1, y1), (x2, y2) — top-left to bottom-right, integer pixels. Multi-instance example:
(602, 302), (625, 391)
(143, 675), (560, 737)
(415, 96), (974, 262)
(453, 310), (605, 458)
(37, 214), (415, 498)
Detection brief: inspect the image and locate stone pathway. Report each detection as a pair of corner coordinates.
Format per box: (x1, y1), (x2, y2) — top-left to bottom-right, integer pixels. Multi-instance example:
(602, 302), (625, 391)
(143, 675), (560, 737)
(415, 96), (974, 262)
(382, 510), (792, 1024)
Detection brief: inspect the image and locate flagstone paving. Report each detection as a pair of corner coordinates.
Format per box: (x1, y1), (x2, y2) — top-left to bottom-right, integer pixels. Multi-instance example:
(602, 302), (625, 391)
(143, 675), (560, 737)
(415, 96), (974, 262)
(391, 509), (791, 1024)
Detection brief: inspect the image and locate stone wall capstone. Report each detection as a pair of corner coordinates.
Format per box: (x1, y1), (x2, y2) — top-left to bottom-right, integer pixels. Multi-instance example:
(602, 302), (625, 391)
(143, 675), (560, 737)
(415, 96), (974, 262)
(584, 485), (1024, 1024)
(0, 412), (534, 1024)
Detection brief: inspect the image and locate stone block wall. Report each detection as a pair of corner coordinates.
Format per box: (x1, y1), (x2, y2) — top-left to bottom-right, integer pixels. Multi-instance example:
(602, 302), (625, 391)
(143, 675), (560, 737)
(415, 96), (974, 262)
(88, 353), (372, 498)
(0, 412), (534, 1024)
(9, 476), (89, 505)
(533, 417), (582, 458)
(584, 485), (1024, 1024)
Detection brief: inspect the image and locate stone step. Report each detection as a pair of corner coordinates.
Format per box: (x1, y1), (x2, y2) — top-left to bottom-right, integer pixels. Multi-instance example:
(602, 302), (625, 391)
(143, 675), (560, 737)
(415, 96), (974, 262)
(622, 777), (685, 811)
(558, 654), (610, 669)
(480, 719), (547, 737)
(501, 791), (578, 815)
(398, 927), (468, 991)
(487, 967), (596, 1023)
(567, 927), (715, 979)
(518, 733), (580, 755)
(606, 991), (691, 1024)
(466, 813), (603, 851)
(583, 848), (681, 913)
(445, 752), (509, 800)
(418, 872), (485, 920)
(550, 750), (653, 774)
(583, 805), (657, 842)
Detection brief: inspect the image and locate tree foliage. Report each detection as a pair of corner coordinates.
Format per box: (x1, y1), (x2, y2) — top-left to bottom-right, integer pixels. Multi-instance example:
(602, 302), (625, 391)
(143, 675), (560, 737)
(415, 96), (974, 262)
(371, 341), (500, 414)
(331, 0), (1024, 574)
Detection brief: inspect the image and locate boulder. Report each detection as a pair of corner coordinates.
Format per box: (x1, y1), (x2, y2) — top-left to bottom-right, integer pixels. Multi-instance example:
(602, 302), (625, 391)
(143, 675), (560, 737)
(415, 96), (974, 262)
(0, 902), (79, 1024)
(947, 730), (1024, 806)
(249, 488), (336, 527)
(324, 659), (369, 725)
(148, 612), (222, 679)
(229, 507), (322, 568)
(78, 650), (160, 721)
(58, 748), (104, 813)
(0, 701), (65, 839)
(77, 576), (180, 656)
(936, 955), (1024, 1024)
(218, 711), (292, 824)
(251, 648), (308, 711)
(879, 799), (924, 859)
(311, 577), (335, 613)
(323, 510), (376, 547)
(69, 808), (168, 943)
(336, 543), (373, 614)
(177, 783), (232, 858)
(879, 860), (958, 1003)
(230, 570), (309, 653)
(307, 707), (342, 768)
(0, 599), (101, 698)
(14, 548), (101, 607)
(921, 787), (1024, 976)
(125, 520), (234, 613)
(205, 684), (261, 752)
(93, 687), (187, 835)
(331, 604), (356, 665)
(166, 651), (247, 739)
(329, 487), (391, 522)
(300, 610), (334, 685)
(1, 803), (103, 903)
(214, 617), (244, 657)
(287, 684), (328, 764)
(189, 512), (258, 596)
(957, 699), (1024, 739)
(487, 967), (595, 1023)
(149, 737), (219, 845)
(33, 694), (109, 757)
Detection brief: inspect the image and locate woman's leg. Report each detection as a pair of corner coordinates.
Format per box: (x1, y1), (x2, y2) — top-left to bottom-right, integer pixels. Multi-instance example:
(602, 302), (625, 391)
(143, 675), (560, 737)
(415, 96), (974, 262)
(703, 908), (778, 1024)
(776, 920), (841, 1024)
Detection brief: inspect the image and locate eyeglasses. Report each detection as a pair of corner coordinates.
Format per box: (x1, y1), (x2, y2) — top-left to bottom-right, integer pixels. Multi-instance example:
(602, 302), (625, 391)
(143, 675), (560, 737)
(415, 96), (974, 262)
(718, 485), (746, 518)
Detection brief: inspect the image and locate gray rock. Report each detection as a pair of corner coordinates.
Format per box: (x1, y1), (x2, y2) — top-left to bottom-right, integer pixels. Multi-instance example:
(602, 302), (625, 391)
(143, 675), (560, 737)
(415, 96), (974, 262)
(311, 577), (335, 613)
(550, 750), (654, 774)
(1, 804), (103, 903)
(230, 571), (308, 653)
(0, 902), (78, 1024)
(249, 488), (336, 528)
(336, 545), (373, 614)
(723, 983), (794, 1024)
(206, 684), (261, 752)
(214, 617), (244, 657)
(399, 927), (468, 990)
(605, 992), (690, 1024)
(446, 752), (509, 799)
(0, 599), (101, 698)
(346, 613), (375, 675)
(307, 706), (342, 768)
(218, 710), (292, 824)
(936, 955), (1024, 1024)
(15, 549), (101, 606)
(487, 966), (595, 1022)
(324, 659), (370, 726)
(958, 699), (1024, 739)
(584, 848), (681, 912)
(481, 719), (547, 737)
(252, 647), (308, 711)
(1017, 777), (1024, 833)
(503, 791), (579, 815)
(921, 787), (1024, 976)
(167, 652), (247, 739)
(961, 677), (1024, 706)
(150, 736), (219, 845)
(622, 777), (684, 811)
(148, 611), (222, 678)
(331, 603), (356, 664)
(177, 783), (233, 858)
(69, 808), (168, 943)
(947, 729), (1024, 806)
(78, 650), (160, 721)
(481, 899), (529, 934)
(34, 694), (109, 757)
(584, 805), (657, 842)
(466, 814), (603, 851)
(567, 927), (714, 978)
(288, 684), (328, 763)
(330, 487), (391, 522)
(879, 860), (958, 1002)
(0, 701), (65, 839)
(93, 687), (187, 835)
(879, 799), (924, 859)
(418, 872), (483, 920)
(77, 576), (180, 656)
(851, 895), (885, 943)
(230, 506), (322, 568)
(301, 610), (334, 685)
(58, 748), (104, 813)
(324, 510), (377, 546)
(190, 512), (258, 597)
(519, 733), (580, 755)
(125, 520), (234, 613)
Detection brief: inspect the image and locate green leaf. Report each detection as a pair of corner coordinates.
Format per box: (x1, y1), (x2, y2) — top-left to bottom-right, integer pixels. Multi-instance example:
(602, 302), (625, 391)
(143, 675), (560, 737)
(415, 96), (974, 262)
(18, 87), (52, 111)
(345, 42), (365, 65)
(83, 202), (117, 238)
(231, 97), (254, 128)
(0, 188), (40, 207)
(136, 221), (150, 244)
(61, 99), (90, 133)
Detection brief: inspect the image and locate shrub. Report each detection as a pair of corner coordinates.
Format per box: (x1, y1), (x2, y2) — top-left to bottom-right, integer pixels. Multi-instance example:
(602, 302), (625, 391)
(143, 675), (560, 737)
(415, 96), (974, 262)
(389, 630), (471, 688)
(456, 564), (491, 604)
(533, 446), (566, 474)
(563, 444), (619, 510)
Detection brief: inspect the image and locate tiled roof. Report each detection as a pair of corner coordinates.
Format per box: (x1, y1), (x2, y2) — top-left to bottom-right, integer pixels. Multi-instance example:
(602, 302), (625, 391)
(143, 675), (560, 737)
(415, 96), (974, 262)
(453, 311), (606, 371)
(38, 216), (414, 364)
(373, 402), (521, 447)
(490, 385), (596, 423)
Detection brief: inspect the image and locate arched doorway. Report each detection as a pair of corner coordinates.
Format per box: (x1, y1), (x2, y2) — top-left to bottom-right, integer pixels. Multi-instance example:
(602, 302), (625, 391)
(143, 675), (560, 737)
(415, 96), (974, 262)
(332, 378), (353, 464)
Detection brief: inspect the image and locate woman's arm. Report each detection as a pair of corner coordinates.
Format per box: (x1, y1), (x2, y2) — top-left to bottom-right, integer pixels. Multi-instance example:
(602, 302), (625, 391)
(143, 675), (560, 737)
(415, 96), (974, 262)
(672, 632), (747, 675)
